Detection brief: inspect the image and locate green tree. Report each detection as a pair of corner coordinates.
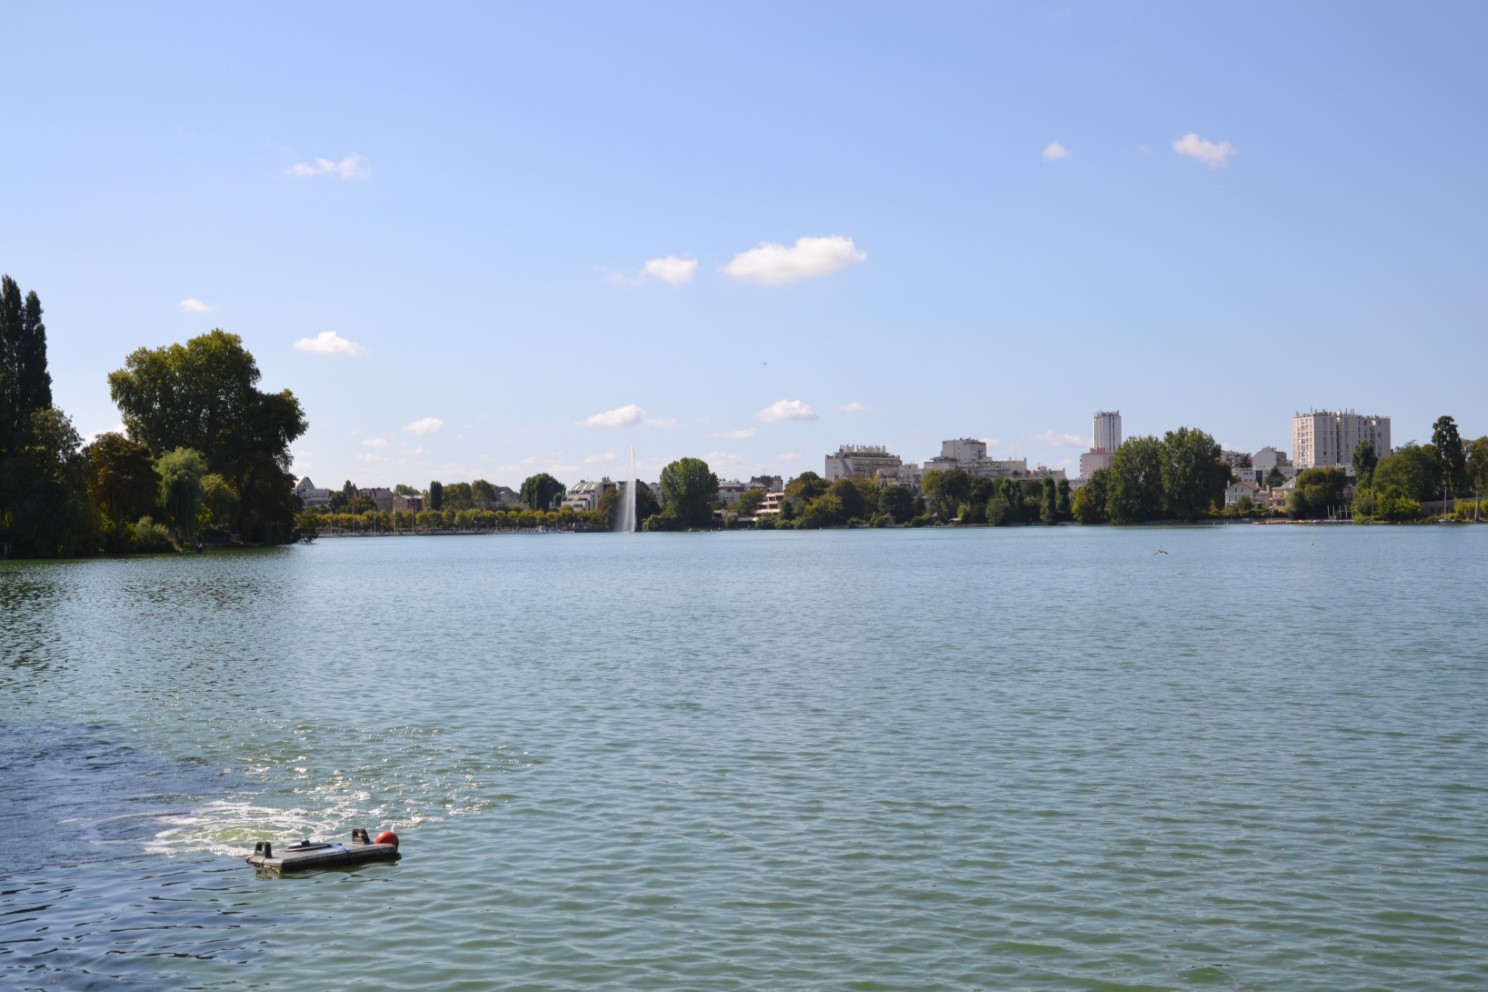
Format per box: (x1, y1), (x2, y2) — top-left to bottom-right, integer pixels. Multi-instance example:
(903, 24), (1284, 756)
(156, 447), (208, 542)
(2, 408), (96, 557)
(429, 480), (444, 511)
(1057, 479), (1072, 520)
(1372, 443), (1439, 503)
(199, 473), (239, 535)
(921, 468), (972, 520)
(1431, 416), (1467, 499)
(1288, 467), (1347, 520)
(520, 472), (565, 510)
(1107, 436), (1165, 523)
(878, 484), (914, 523)
(1161, 426), (1227, 522)
(827, 478), (868, 521)
(785, 471), (829, 503)
(1071, 468), (1110, 524)
(799, 493), (843, 528)
(1265, 465), (1286, 488)
(1351, 441), (1378, 488)
(84, 432), (158, 545)
(657, 457), (719, 529)
(108, 330), (306, 543)
(735, 486), (769, 518)
(471, 479), (498, 508)
(1466, 436), (1488, 496)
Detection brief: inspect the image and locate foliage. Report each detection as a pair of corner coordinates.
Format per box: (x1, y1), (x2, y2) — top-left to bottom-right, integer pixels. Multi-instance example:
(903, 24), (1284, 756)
(921, 468), (971, 520)
(1431, 416), (1467, 498)
(519, 472), (565, 510)
(1371, 443), (1439, 503)
(1161, 427), (1228, 522)
(127, 516), (175, 553)
(429, 480), (444, 511)
(1351, 441), (1377, 488)
(198, 472), (240, 535)
(1287, 467), (1347, 519)
(735, 487), (769, 518)
(156, 447), (207, 542)
(1107, 436), (1165, 523)
(878, 484), (915, 523)
(1071, 469), (1110, 524)
(799, 492), (844, 528)
(1040, 476), (1058, 524)
(108, 330), (306, 543)
(784, 471), (829, 504)
(597, 480), (661, 529)
(827, 478), (870, 521)
(85, 432), (158, 545)
(1265, 465), (1287, 488)
(1467, 436), (1488, 496)
(658, 457), (719, 529)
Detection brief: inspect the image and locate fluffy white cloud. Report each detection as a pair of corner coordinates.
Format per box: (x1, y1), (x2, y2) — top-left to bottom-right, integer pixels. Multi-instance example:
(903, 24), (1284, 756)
(1028, 430), (1085, 448)
(1172, 132), (1237, 168)
(579, 404), (674, 428)
(641, 256), (698, 286)
(179, 298), (214, 313)
(755, 399), (817, 423)
(585, 451), (619, 464)
(403, 417), (444, 436)
(360, 437), (389, 448)
(704, 450), (750, 474)
(1043, 141), (1069, 162)
(723, 235), (866, 285)
(293, 330), (364, 356)
(712, 428), (756, 440)
(284, 154), (371, 179)
(839, 401), (869, 414)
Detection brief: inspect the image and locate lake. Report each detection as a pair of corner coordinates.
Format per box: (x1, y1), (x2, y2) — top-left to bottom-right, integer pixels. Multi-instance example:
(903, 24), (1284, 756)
(2, 526), (1485, 991)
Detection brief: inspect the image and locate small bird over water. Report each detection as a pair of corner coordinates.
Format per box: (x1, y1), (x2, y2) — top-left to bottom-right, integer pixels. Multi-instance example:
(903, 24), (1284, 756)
(1154, 549), (1168, 556)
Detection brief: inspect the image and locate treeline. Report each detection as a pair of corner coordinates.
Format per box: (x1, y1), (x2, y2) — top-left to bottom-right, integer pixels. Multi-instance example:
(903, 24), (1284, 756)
(1349, 416), (1488, 522)
(0, 274), (307, 557)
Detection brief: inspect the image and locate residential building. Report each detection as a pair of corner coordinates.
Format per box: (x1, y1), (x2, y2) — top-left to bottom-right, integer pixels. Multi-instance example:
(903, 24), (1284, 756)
(924, 439), (1066, 481)
(1093, 410), (1122, 452)
(1078, 449), (1112, 480)
(357, 487), (394, 513)
(1223, 479), (1261, 507)
(293, 476), (332, 509)
(824, 444), (905, 482)
(717, 479), (748, 504)
(753, 492), (786, 518)
(561, 478), (615, 513)
(1292, 410), (1392, 469)
(748, 475), (783, 493)
(393, 494), (423, 513)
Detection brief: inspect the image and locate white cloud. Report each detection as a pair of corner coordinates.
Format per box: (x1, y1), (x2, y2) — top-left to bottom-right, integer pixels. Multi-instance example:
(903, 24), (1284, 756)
(1028, 430), (1085, 448)
(360, 437), (389, 448)
(403, 417), (444, 436)
(579, 404), (674, 428)
(585, 451), (619, 464)
(839, 401), (869, 414)
(402, 446), (429, 457)
(285, 154), (372, 179)
(776, 452), (803, 462)
(722, 235), (866, 285)
(756, 399), (818, 423)
(84, 423), (129, 446)
(357, 452), (405, 466)
(1172, 132), (1237, 168)
(293, 330), (364, 357)
(704, 450), (750, 474)
(1043, 141), (1069, 162)
(179, 298), (214, 313)
(641, 256), (698, 286)
(712, 428), (756, 440)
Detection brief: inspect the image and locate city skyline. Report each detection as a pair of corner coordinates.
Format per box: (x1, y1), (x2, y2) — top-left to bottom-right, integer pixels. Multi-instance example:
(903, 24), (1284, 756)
(3, 4), (1483, 488)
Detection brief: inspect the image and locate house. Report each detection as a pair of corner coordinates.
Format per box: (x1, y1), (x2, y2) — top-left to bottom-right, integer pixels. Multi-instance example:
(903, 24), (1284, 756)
(1224, 479), (1261, 507)
(293, 476), (332, 509)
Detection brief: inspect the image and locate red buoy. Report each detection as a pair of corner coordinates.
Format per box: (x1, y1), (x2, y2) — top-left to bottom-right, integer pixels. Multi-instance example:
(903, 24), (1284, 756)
(374, 831), (399, 848)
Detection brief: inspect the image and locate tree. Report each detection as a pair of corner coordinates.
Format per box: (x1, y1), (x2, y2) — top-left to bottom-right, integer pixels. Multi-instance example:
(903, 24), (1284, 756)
(520, 472), (565, 510)
(1351, 441), (1378, 488)
(784, 471), (829, 503)
(1288, 467), (1347, 519)
(878, 484), (914, 523)
(471, 479), (498, 508)
(827, 478), (869, 521)
(108, 330), (306, 543)
(921, 468), (972, 520)
(1161, 427), (1227, 522)
(1466, 436), (1488, 496)
(735, 486), (769, 519)
(199, 473), (239, 535)
(156, 447), (208, 542)
(1057, 479), (1072, 520)
(85, 432), (158, 545)
(658, 457), (718, 529)
(1107, 436), (1165, 523)
(799, 493), (843, 528)
(1071, 468), (1110, 524)
(429, 480), (444, 511)
(1372, 443), (1439, 503)
(1265, 465), (1286, 488)
(1039, 476), (1058, 524)
(1431, 416), (1467, 500)
(2, 408), (96, 557)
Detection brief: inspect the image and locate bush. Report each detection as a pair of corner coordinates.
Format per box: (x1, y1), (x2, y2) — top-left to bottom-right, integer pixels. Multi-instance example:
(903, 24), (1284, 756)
(127, 516), (175, 553)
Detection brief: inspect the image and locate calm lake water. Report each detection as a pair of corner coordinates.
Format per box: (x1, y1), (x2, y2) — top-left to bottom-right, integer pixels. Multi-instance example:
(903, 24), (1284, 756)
(2, 526), (1485, 991)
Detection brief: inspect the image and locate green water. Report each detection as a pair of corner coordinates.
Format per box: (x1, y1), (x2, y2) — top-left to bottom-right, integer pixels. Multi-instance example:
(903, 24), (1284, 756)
(2, 527), (1485, 990)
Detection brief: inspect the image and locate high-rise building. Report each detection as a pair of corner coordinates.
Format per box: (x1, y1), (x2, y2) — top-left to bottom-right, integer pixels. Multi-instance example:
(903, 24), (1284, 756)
(824, 444), (905, 482)
(1291, 410), (1392, 469)
(1093, 410), (1122, 452)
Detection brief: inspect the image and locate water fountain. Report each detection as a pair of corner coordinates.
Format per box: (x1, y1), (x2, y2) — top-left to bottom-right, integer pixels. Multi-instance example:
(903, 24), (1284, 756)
(618, 445), (638, 533)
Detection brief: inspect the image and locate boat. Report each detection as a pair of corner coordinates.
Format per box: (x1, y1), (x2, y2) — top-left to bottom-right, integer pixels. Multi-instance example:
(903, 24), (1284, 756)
(246, 828), (399, 871)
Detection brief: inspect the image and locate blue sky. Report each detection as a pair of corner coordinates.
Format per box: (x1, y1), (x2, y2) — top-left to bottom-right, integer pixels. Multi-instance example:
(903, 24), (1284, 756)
(4, 2), (1484, 489)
